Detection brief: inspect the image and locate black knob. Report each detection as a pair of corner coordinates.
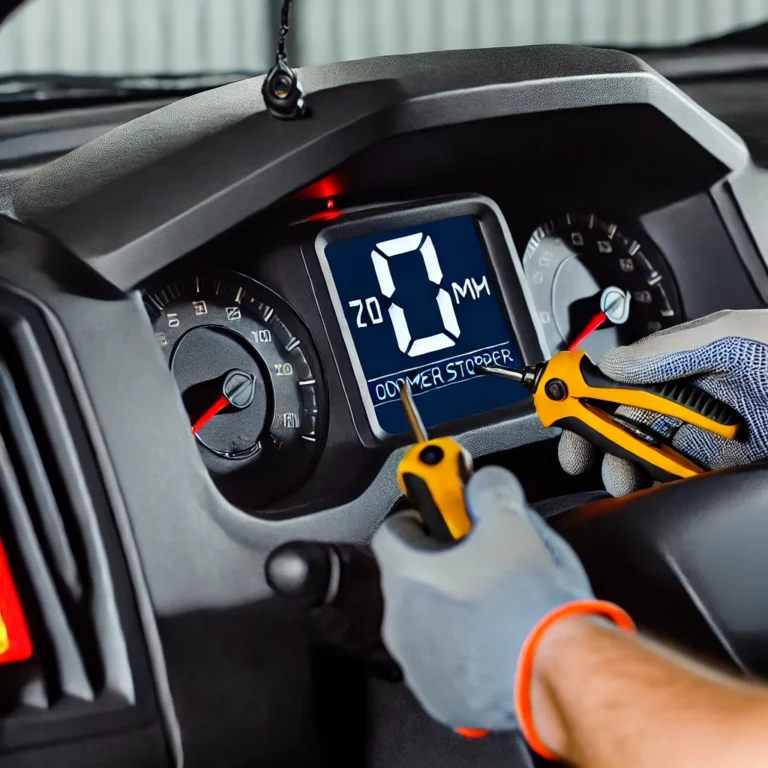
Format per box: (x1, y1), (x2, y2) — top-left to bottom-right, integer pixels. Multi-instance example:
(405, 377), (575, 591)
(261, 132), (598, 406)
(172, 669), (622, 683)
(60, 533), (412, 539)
(223, 369), (256, 409)
(266, 541), (402, 681)
(265, 542), (335, 608)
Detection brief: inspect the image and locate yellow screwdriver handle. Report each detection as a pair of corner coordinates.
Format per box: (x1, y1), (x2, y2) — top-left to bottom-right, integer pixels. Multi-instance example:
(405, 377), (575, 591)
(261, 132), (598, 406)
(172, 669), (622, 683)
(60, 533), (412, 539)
(397, 437), (474, 542)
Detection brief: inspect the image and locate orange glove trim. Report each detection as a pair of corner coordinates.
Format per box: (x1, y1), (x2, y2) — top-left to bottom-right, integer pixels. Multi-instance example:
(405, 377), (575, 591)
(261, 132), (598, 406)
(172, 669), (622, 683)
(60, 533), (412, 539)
(455, 727), (489, 739)
(515, 600), (635, 762)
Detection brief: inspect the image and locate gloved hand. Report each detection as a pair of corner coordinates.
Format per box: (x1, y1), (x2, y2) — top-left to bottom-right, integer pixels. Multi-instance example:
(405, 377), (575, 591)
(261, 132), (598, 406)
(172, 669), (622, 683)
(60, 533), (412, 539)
(559, 309), (768, 496)
(371, 466), (594, 732)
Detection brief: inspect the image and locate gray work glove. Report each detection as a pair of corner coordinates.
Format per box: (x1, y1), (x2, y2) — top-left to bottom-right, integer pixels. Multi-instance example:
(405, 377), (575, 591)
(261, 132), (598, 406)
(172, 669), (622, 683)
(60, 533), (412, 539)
(559, 309), (768, 496)
(371, 466), (593, 731)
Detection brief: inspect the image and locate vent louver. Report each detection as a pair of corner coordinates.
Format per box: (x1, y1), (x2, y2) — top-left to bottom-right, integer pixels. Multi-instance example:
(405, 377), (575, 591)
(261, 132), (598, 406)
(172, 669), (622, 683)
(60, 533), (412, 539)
(0, 290), (165, 763)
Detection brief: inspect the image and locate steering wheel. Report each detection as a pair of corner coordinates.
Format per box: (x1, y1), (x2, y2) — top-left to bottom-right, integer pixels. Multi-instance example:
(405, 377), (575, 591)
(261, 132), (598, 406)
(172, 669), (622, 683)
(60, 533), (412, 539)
(551, 463), (768, 676)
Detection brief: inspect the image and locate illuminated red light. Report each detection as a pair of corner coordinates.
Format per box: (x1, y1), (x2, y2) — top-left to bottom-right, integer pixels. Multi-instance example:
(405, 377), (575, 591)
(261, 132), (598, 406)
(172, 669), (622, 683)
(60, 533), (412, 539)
(306, 209), (343, 222)
(297, 173), (346, 221)
(296, 172), (346, 201)
(0, 537), (33, 665)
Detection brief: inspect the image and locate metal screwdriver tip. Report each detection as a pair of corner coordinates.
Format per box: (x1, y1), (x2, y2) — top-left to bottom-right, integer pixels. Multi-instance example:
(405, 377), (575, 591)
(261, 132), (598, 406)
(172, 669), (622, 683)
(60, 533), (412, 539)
(476, 365), (526, 382)
(399, 380), (428, 444)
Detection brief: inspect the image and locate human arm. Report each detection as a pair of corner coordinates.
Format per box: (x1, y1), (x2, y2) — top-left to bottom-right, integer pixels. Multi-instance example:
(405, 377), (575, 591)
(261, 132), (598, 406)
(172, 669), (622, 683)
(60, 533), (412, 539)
(372, 465), (768, 766)
(532, 616), (768, 767)
(559, 309), (768, 496)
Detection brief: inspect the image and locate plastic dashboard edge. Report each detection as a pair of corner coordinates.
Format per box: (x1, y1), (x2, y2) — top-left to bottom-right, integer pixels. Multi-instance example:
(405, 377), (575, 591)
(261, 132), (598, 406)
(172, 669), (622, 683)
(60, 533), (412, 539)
(10, 46), (757, 292)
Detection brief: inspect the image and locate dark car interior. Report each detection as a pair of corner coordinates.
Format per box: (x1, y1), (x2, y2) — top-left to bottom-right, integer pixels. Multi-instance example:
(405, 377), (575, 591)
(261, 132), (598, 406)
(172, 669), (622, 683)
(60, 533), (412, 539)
(2, 2), (768, 765)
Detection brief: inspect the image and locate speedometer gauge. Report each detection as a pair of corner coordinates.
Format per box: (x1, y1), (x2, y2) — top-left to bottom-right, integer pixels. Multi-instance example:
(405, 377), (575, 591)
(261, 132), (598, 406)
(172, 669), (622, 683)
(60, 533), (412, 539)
(143, 271), (327, 510)
(523, 213), (681, 360)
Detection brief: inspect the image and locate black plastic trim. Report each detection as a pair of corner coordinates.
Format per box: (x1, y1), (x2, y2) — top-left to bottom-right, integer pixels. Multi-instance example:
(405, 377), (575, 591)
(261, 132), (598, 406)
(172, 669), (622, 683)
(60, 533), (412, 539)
(11, 46), (749, 291)
(10, 281), (183, 767)
(711, 181), (768, 304)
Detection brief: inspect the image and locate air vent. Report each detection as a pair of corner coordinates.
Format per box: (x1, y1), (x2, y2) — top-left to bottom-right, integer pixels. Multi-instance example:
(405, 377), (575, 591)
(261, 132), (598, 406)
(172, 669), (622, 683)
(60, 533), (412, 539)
(0, 290), (165, 762)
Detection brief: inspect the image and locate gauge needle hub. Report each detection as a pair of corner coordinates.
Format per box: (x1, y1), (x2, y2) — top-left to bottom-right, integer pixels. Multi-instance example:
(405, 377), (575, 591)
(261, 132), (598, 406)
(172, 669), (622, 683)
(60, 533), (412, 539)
(601, 287), (632, 325)
(190, 370), (256, 435)
(568, 286), (632, 351)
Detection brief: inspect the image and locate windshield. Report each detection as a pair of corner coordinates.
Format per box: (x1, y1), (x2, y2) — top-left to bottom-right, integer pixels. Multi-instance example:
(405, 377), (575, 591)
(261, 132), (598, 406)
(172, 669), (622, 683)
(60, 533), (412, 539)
(0, 0), (767, 77)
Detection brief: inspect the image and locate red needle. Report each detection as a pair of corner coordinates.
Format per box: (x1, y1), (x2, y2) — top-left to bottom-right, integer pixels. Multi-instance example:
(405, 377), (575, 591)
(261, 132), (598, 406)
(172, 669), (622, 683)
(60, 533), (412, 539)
(568, 311), (608, 352)
(191, 395), (229, 435)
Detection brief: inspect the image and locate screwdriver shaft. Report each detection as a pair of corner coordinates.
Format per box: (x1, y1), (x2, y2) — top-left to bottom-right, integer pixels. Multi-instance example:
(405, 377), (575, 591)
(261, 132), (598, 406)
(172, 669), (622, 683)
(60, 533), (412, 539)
(476, 365), (526, 382)
(399, 381), (428, 443)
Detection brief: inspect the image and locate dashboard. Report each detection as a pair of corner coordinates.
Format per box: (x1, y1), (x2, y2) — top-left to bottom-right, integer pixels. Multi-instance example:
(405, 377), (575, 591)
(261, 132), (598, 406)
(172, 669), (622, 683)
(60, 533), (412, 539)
(0, 45), (767, 768)
(138, 190), (690, 517)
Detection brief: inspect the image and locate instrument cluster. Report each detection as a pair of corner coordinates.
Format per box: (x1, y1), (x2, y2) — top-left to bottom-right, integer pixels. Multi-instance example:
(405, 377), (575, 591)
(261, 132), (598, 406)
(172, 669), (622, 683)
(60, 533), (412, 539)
(141, 198), (682, 514)
(143, 271), (327, 510)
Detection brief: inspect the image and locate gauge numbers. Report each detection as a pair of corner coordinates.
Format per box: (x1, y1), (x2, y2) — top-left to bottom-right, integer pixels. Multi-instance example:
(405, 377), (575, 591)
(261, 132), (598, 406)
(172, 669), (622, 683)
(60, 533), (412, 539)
(143, 271), (326, 510)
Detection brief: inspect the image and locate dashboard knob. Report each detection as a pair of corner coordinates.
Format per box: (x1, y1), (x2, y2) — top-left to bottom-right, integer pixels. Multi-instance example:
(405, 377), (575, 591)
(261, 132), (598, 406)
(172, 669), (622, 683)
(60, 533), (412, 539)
(265, 541), (336, 608)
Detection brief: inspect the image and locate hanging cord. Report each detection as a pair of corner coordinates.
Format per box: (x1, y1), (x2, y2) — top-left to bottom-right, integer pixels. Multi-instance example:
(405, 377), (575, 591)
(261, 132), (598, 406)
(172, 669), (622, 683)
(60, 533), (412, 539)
(262, 0), (306, 120)
(276, 0), (292, 63)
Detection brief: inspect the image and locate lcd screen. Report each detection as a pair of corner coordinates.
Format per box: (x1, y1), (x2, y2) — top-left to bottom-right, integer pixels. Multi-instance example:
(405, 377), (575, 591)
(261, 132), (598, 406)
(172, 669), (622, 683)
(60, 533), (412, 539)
(323, 215), (529, 435)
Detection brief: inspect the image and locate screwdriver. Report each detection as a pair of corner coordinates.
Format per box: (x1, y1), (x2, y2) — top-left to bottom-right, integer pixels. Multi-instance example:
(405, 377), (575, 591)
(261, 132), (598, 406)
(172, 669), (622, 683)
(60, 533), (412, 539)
(478, 350), (744, 483)
(397, 382), (474, 542)
(396, 384), (492, 740)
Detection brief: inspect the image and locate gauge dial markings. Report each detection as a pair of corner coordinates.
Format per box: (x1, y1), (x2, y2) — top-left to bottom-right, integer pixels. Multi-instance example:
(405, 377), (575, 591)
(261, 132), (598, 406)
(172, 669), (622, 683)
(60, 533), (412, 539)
(143, 271), (326, 510)
(523, 213), (682, 358)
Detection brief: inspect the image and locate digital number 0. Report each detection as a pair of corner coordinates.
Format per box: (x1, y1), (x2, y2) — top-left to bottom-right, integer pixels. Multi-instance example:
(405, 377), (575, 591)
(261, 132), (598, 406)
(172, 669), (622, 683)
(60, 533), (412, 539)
(371, 233), (460, 357)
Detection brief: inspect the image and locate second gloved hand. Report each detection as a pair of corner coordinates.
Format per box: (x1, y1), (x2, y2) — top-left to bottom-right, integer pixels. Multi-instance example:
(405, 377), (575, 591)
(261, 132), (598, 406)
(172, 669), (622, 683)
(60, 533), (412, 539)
(559, 309), (768, 496)
(371, 466), (594, 732)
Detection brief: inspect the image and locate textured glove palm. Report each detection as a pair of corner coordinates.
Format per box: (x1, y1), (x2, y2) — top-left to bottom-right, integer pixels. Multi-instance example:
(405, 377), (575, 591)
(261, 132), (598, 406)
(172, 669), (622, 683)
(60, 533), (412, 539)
(371, 466), (593, 731)
(559, 309), (768, 496)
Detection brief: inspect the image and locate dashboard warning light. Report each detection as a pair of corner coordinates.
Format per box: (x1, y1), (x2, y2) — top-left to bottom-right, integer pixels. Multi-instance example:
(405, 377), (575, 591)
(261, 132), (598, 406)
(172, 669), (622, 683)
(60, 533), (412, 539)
(306, 197), (343, 222)
(296, 172), (346, 201)
(0, 537), (33, 665)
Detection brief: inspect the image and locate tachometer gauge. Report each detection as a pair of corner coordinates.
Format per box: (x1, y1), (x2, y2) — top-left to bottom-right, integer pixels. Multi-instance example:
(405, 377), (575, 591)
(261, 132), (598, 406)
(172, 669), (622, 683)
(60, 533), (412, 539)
(523, 213), (681, 359)
(143, 271), (327, 510)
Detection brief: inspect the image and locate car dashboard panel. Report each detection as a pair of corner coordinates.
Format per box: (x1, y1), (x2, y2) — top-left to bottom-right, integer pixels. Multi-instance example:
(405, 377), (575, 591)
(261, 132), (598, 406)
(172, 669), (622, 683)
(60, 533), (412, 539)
(0, 45), (765, 768)
(134, 101), (762, 521)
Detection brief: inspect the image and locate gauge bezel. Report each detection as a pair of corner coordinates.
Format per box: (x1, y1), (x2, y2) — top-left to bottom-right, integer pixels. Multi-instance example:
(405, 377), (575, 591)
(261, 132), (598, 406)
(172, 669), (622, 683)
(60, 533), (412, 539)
(311, 194), (548, 442)
(522, 213), (683, 356)
(143, 268), (329, 512)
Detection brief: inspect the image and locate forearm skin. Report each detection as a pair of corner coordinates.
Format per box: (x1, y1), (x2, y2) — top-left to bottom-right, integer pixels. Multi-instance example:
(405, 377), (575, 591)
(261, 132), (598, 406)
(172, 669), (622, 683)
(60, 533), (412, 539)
(531, 617), (768, 768)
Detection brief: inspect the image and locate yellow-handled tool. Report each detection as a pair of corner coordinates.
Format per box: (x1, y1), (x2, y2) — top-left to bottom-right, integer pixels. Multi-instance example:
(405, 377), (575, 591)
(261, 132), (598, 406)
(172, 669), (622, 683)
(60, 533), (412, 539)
(479, 350), (744, 483)
(397, 382), (473, 542)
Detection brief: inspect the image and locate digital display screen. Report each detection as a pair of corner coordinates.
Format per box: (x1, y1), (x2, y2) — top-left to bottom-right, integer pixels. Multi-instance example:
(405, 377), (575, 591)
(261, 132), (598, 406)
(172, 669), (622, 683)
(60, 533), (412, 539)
(323, 215), (529, 435)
